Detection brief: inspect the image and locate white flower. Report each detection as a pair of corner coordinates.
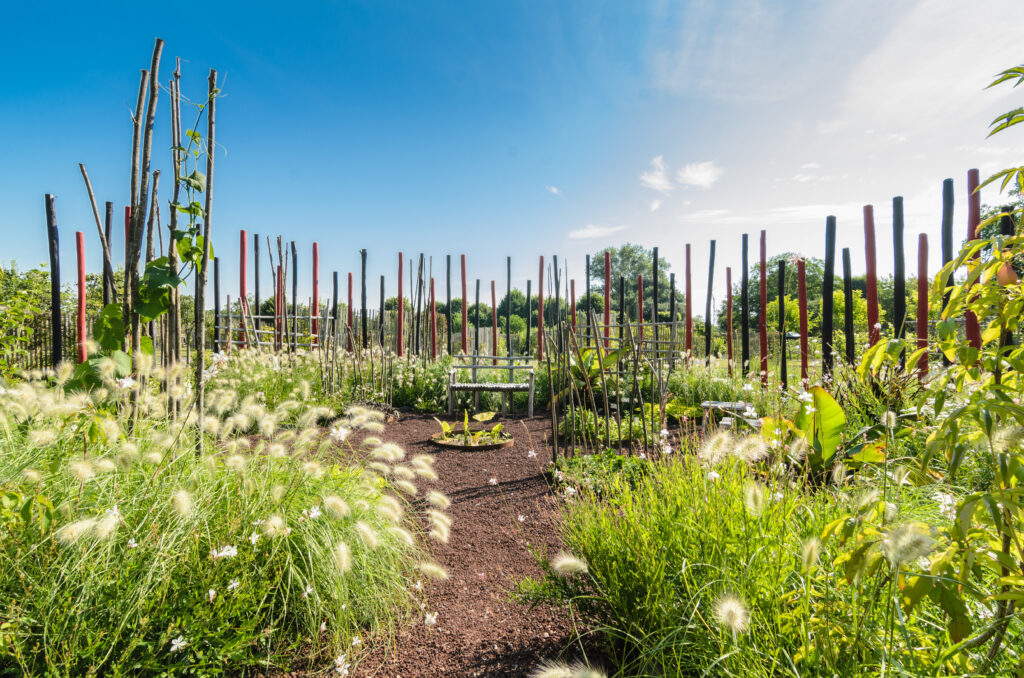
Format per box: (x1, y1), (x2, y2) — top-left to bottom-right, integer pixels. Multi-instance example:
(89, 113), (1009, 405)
(127, 538), (138, 549)
(208, 589), (217, 603)
(638, 452), (646, 459)
(334, 654), (351, 676)
(518, 514), (526, 522)
(772, 492), (784, 501)
(210, 545), (238, 560)
(413, 580), (423, 591)
(249, 532), (260, 546)
(351, 635), (361, 646)
(874, 322), (882, 330)
(425, 612), (438, 625)
(659, 428), (669, 439)
(308, 505), (322, 520)
(662, 445), (673, 455)
(488, 477), (498, 486)
(805, 406), (816, 414)
(707, 471), (721, 481)
(527, 450), (537, 459)
(564, 486), (577, 497)
(106, 504), (121, 519)
(330, 426), (349, 443)
(227, 579), (240, 591)
(170, 635), (188, 652)
(116, 377), (136, 390)
(302, 584), (314, 598)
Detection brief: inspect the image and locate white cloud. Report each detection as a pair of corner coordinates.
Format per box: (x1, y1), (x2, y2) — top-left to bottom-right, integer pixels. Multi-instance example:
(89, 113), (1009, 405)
(640, 155), (673, 193)
(792, 173), (816, 183)
(569, 223), (629, 240)
(650, 199), (662, 212)
(546, 185), (561, 195)
(801, 162), (820, 169)
(677, 161), (724, 189)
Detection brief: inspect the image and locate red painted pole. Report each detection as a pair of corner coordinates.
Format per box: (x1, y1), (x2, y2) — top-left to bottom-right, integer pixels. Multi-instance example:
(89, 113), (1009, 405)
(430, 278), (437, 361)
(491, 280), (498, 364)
(311, 242), (319, 344)
(397, 252), (404, 357)
(917, 234), (929, 380)
(864, 205), (880, 346)
(76, 231), (87, 363)
(603, 250), (611, 348)
(637, 274), (644, 344)
(965, 168), (982, 350)
(685, 244), (693, 359)
(759, 230), (768, 386)
(460, 254), (468, 354)
(537, 256), (545, 360)
(570, 279), (577, 331)
(726, 267), (734, 376)
(239, 230), (248, 348)
(797, 258), (809, 386)
(347, 272), (354, 352)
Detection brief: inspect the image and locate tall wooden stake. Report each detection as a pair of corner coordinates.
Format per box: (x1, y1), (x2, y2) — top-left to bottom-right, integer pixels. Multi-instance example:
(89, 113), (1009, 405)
(705, 240), (716, 366)
(397, 252), (404, 357)
(759, 230), (768, 385)
(965, 168), (982, 350)
(537, 256), (545, 360)
(822, 216), (836, 374)
(726, 267), (733, 376)
(76, 231), (87, 364)
(460, 254), (468, 353)
(797, 258), (808, 386)
(778, 259), (787, 390)
(45, 195), (62, 367)
(842, 248), (854, 364)
(741, 233), (749, 376)
(917, 234), (929, 380)
(864, 205), (880, 346)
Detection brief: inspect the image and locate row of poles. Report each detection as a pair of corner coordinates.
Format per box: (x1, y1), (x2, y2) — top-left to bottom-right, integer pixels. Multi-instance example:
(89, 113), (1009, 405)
(40, 169), (999, 387)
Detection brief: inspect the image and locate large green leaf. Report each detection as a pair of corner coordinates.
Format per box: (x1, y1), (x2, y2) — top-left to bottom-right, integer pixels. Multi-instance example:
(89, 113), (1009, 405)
(92, 303), (125, 351)
(795, 386), (846, 464)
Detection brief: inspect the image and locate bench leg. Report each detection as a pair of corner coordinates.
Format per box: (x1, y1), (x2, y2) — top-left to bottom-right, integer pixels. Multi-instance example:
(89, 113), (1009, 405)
(527, 378), (535, 418)
(448, 387), (454, 416)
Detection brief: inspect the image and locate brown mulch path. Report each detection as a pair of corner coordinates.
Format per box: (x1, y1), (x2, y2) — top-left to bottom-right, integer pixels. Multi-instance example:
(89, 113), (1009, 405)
(355, 413), (590, 678)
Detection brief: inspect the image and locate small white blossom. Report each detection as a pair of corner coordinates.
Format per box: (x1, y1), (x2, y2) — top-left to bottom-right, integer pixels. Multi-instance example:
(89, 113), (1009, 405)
(116, 377), (136, 390)
(425, 611), (438, 625)
(518, 514), (526, 523)
(170, 635), (188, 652)
(707, 471), (721, 481)
(249, 532), (260, 546)
(330, 426), (349, 443)
(527, 450), (537, 459)
(228, 579), (240, 591)
(208, 589), (217, 603)
(127, 538), (138, 549)
(488, 477), (497, 486)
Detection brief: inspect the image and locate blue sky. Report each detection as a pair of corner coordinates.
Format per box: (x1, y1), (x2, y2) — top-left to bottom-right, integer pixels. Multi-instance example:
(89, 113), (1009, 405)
(2, 0), (1023, 310)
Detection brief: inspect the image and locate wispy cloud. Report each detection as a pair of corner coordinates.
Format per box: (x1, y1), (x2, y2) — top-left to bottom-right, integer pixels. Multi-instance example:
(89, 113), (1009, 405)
(650, 199), (662, 212)
(640, 156), (673, 193)
(569, 223), (628, 240)
(677, 161), (724, 189)
(545, 185), (561, 195)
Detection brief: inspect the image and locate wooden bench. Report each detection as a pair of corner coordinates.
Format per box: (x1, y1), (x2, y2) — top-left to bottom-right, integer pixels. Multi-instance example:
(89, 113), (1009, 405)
(448, 354), (535, 417)
(700, 400), (752, 432)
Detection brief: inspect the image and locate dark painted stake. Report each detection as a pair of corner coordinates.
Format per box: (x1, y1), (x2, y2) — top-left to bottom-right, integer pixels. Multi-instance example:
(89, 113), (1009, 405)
(941, 178), (954, 365)
(822, 216), (836, 374)
(965, 168), (982, 350)
(506, 256), (512, 356)
(291, 242), (298, 351)
(741, 234), (749, 376)
(474, 279), (481, 355)
(759, 230), (768, 385)
(842, 248), (855, 363)
(446, 255), (453, 355)
(332, 271), (339, 338)
(44, 195), (62, 367)
(726, 267), (733, 376)
(797, 258), (808, 386)
(361, 249), (368, 348)
(603, 250), (611, 348)
(397, 252), (404, 357)
(778, 259), (787, 390)
(893, 197), (906, 342)
(213, 256), (221, 353)
(652, 246), (659, 325)
(685, 243), (692, 359)
(525, 279), (532, 354)
(76, 231), (87, 363)
(705, 240), (716, 366)
(537, 256), (545, 360)
(491, 280), (498, 363)
(379, 275), (385, 347)
(461, 254), (469, 354)
(254, 233), (261, 330)
(917, 234), (929, 380)
(103, 201), (113, 306)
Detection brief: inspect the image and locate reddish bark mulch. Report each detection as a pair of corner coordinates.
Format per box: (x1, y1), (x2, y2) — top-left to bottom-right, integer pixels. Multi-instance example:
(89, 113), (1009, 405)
(355, 413), (590, 678)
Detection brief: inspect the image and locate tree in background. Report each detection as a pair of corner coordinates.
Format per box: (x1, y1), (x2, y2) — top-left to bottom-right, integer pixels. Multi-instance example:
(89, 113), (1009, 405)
(587, 244), (680, 321)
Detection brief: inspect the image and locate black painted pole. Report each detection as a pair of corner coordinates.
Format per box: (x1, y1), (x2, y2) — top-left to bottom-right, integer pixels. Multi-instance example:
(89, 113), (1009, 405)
(893, 197), (906, 341)
(822, 216), (836, 374)
(45, 195), (62, 367)
(103, 201), (113, 306)
(525, 279), (532, 356)
(652, 246), (659, 325)
(941, 178), (954, 364)
(778, 259), (787, 389)
(332, 271), (339, 339)
(705, 240), (716, 365)
(360, 249), (368, 348)
(740, 234), (749, 376)
(618, 275), (625, 343)
(446, 255), (453, 355)
(378, 275), (385, 347)
(474, 279), (481, 355)
(842, 247), (855, 364)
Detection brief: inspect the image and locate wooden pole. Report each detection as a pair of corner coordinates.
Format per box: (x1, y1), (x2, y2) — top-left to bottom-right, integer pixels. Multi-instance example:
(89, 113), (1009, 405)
(76, 231), (87, 363)
(213, 257), (221, 353)
(537, 256), (545, 360)
(705, 240), (716, 366)
(965, 168), (982, 349)
(797, 258), (808, 386)
(726, 267), (733, 376)
(347, 272), (354, 352)
(276, 265), (282, 349)
(240, 230), (248, 347)
(941, 178), (954, 365)
(917, 234), (928, 380)
(360, 249), (368, 349)
(44, 195), (62, 367)
(254, 233), (261, 332)
(397, 252), (404, 357)
(311, 241), (319, 343)
(741, 233), (749, 376)
(822, 216), (836, 374)
(842, 248), (854, 363)
(570, 279), (577, 331)
(332, 271), (339, 343)
(505, 256), (512, 356)
(525, 280), (532, 355)
(778, 259), (787, 390)
(603, 250), (611, 348)
(637, 274), (644, 344)
(685, 243), (693, 359)
(669, 272), (677, 368)
(460, 254), (469, 354)
(290, 242), (298, 351)
(491, 280), (498, 363)
(446, 255), (453, 355)
(864, 205), (880, 346)
(759, 230), (768, 385)
(379, 275), (385, 348)
(474, 279), (481, 355)
(103, 201), (114, 305)
(652, 246), (659, 326)
(430, 277), (437, 360)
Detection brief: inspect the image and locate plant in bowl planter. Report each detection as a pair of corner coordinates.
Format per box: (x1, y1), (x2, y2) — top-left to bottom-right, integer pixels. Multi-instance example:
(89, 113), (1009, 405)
(431, 411), (514, 449)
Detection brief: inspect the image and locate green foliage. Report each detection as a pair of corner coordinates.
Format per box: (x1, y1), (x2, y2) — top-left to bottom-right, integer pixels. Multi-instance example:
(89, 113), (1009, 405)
(587, 244), (679, 319)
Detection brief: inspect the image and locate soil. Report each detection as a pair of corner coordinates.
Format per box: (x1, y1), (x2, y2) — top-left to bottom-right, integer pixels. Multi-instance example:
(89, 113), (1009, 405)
(353, 413), (594, 678)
